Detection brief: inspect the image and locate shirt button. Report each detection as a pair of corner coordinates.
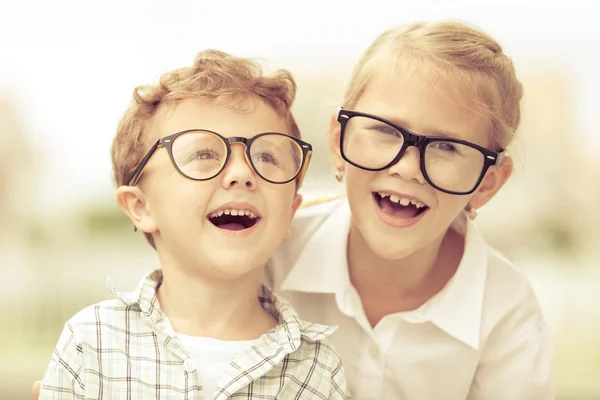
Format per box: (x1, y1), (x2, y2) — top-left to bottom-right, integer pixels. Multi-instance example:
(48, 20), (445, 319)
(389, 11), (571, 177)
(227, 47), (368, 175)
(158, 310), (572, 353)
(369, 345), (380, 359)
(183, 358), (196, 372)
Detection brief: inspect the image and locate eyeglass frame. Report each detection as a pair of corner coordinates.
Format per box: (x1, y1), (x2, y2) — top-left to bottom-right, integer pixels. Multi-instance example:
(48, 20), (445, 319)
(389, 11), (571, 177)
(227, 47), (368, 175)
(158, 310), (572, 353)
(337, 108), (505, 195)
(127, 129), (313, 187)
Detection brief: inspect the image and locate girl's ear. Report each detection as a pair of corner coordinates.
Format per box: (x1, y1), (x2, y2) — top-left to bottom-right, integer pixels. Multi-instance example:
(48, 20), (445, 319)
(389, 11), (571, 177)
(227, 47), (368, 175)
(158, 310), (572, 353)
(469, 155), (513, 209)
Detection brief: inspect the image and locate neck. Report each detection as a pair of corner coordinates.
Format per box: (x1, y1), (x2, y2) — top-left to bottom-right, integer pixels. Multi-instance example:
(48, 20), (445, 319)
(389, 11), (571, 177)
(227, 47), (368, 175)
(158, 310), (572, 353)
(156, 260), (276, 341)
(347, 222), (463, 325)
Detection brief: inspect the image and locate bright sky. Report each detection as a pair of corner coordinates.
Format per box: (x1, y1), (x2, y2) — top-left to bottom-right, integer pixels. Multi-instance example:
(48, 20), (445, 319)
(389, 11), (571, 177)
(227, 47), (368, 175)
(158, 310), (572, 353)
(0, 0), (598, 211)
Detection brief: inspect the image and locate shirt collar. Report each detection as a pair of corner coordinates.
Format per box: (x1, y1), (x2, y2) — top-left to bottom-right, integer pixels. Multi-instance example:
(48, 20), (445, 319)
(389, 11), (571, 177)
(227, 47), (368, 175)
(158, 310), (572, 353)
(107, 270), (337, 350)
(107, 269), (165, 324)
(258, 284), (338, 351)
(427, 213), (488, 349)
(280, 198), (352, 295)
(279, 198), (488, 349)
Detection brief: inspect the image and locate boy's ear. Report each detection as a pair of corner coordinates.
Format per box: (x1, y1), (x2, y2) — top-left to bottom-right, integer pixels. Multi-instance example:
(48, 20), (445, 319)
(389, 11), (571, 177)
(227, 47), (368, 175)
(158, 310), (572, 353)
(285, 193), (303, 238)
(115, 186), (159, 233)
(290, 193), (303, 220)
(328, 113), (345, 174)
(469, 155), (513, 209)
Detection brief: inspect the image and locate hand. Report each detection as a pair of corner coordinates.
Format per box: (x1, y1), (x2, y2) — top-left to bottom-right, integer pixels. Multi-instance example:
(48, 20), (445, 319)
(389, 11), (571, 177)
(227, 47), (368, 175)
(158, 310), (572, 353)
(32, 381), (41, 400)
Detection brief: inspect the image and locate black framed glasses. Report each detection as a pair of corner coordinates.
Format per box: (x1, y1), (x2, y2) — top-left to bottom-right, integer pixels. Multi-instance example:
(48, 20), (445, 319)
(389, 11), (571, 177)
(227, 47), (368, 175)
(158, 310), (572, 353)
(128, 129), (313, 187)
(337, 109), (505, 195)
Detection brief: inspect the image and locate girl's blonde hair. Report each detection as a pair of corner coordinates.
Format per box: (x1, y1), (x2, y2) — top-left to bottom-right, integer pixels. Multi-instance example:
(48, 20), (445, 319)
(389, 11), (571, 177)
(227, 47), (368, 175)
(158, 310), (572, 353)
(343, 20), (523, 151)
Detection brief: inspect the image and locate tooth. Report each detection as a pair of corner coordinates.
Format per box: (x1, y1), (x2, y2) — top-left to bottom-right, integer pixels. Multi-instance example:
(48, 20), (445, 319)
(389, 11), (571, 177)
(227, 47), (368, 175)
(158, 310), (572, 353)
(232, 210), (239, 216)
(418, 202), (425, 208)
(211, 213), (218, 218)
(389, 195), (400, 203)
(224, 210), (230, 215)
(249, 212), (256, 219)
(218, 210), (223, 216)
(400, 198), (410, 206)
(379, 192), (389, 198)
(244, 210), (250, 216)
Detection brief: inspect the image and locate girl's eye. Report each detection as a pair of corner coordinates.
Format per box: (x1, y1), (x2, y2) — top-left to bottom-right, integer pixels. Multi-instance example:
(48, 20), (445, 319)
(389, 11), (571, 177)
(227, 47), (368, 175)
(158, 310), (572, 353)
(433, 142), (459, 153)
(373, 124), (401, 136)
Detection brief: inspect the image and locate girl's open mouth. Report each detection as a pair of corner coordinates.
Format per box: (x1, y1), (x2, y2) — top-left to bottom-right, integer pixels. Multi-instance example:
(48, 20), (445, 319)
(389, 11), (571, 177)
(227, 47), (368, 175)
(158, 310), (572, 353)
(373, 192), (429, 219)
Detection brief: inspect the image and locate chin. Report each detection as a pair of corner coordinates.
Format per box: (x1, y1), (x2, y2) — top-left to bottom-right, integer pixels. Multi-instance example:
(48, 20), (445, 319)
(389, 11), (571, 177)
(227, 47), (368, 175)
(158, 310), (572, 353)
(354, 216), (422, 260)
(213, 253), (267, 276)
(367, 236), (419, 261)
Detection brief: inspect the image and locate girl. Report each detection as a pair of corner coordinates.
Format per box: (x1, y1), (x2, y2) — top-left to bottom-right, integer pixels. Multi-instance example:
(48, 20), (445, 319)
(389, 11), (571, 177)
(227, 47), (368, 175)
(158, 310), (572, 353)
(267, 20), (554, 399)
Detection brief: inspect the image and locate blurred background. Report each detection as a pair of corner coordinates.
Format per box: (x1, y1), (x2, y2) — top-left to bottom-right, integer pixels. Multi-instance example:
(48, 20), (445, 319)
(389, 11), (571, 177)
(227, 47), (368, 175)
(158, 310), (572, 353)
(1, 0), (598, 398)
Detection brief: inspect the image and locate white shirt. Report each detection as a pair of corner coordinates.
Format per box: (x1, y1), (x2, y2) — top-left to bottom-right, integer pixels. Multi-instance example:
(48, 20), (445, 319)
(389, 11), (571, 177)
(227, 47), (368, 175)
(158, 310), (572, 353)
(177, 334), (262, 400)
(265, 198), (555, 400)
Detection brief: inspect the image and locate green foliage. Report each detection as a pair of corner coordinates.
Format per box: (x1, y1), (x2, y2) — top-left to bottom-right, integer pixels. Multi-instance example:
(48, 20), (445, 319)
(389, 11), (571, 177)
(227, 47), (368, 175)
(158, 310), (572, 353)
(79, 203), (130, 234)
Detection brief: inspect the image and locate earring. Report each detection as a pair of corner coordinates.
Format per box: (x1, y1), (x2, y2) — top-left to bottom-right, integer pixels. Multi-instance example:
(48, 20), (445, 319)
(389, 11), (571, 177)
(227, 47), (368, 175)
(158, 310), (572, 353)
(335, 170), (344, 182)
(469, 207), (478, 220)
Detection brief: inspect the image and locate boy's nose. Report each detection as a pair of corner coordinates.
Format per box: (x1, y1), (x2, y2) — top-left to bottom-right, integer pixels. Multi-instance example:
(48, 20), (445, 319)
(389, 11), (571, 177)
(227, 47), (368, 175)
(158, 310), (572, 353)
(386, 146), (426, 184)
(221, 144), (256, 190)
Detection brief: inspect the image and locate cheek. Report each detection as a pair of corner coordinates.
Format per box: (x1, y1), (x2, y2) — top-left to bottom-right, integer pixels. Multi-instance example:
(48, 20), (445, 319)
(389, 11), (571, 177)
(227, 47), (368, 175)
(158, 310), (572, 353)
(344, 168), (378, 220)
(148, 181), (213, 229)
(265, 188), (296, 227)
(434, 192), (471, 216)
(344, 166), (373, 194)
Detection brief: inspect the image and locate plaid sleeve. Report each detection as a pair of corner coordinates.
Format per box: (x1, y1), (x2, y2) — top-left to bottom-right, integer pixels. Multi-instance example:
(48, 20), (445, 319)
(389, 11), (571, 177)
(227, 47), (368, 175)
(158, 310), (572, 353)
(39, 321), (85, 400)
(328, 352), (350, 400)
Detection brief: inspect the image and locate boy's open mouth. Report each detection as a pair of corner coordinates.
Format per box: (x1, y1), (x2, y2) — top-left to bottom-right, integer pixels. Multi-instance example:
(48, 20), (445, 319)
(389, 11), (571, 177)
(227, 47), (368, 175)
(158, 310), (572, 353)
(207, 209), (260, 231)
(373, 192), (429, 219)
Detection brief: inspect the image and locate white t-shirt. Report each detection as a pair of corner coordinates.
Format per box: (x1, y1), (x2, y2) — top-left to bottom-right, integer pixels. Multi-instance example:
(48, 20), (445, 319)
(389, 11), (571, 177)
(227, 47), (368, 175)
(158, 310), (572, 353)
(177, 334), (262, 400)
(265, 198), (555, 400)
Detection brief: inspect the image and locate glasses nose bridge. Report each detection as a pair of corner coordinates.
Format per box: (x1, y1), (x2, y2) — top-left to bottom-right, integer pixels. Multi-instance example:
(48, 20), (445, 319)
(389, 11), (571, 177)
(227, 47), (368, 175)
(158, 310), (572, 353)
(224, 136), (254, 172)
(403, 130), (427, 152)
(226, 136), (250, 150)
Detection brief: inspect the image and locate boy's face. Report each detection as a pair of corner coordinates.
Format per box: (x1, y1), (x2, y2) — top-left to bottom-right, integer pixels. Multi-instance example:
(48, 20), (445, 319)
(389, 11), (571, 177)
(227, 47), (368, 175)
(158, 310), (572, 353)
(119, 98), (302, 280)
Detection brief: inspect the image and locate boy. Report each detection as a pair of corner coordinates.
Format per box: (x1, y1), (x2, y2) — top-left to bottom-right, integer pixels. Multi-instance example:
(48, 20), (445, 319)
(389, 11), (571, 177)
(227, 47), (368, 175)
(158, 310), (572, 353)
(38, 50), (348, 399)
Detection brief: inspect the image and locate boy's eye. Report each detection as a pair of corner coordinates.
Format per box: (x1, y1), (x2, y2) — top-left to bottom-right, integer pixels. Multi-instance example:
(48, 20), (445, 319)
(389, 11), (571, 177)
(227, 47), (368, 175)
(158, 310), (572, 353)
(253, 152), (280, 167)
(195, 151), (215, 160)
(183, 149), (221, 163)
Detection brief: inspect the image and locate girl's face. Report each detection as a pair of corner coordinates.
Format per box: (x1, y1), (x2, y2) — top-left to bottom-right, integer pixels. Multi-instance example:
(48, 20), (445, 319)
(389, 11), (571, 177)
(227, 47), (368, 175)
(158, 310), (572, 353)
(329, 65), (512, 260)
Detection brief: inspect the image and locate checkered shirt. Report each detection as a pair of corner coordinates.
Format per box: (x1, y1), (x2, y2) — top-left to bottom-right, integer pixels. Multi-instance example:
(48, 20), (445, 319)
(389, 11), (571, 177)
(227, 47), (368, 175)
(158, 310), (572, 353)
(39, 270), (348, 399)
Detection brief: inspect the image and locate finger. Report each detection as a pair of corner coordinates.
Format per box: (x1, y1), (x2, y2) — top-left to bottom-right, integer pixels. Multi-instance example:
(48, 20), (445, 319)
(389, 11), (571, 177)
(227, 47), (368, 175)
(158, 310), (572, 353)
(32, 381), (42, 400)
